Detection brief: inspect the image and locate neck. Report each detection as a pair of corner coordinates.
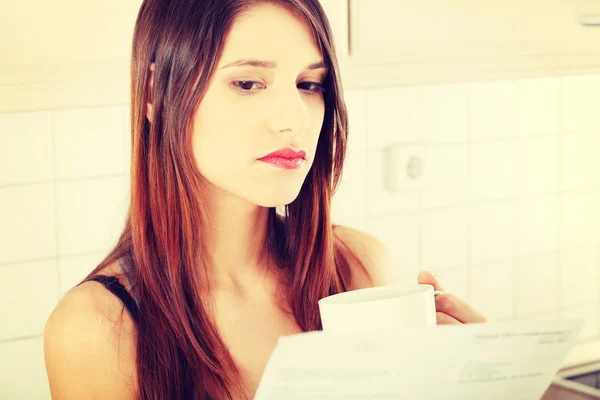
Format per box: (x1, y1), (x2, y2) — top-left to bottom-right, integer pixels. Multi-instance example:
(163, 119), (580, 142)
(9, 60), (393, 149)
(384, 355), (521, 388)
(201, 185), (273, 292)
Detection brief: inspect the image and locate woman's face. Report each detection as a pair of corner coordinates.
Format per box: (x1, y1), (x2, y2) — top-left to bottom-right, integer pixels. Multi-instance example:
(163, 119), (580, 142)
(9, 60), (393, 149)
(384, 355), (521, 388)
(192, 2), (327, 208)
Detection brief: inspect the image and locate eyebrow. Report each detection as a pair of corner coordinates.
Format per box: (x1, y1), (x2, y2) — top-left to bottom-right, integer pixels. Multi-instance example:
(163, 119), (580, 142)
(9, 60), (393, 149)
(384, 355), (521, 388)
(219, 59), (329, 71)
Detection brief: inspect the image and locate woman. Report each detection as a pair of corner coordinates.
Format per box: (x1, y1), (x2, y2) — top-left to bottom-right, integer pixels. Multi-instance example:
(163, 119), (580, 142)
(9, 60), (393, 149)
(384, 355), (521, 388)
(44, 0), (486, 399)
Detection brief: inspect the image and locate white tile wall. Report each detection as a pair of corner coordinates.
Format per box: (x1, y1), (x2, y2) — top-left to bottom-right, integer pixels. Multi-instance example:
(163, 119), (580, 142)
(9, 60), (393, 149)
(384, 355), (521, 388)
(53, 106), (125, 180)
(56, 177), (128, 256)
(0, 112), (53, 186)
(422, 83), (469, 144)
(422, 144), (469, 209)
(515, 196), (558, 257)
(560, 133), (600, 191)
(470, 261), (514, 321)
(0, 337), (51, 400)
(470, 141), (514, 201)
(562, 75), (600, 132)
(365, 214), (420, 280)
(421, 208), (468, 271)
(514, 137), (558, 197)
(559, 190), (600, 250)
(470, 80), (515, 141)
(559, 249), (600, 308)
(514, 254), (558, 316)
(3, 73), (600, 399)
(0, 184), (56, 265)
(0, 259), (58, 341)
(516, 77), (559, 136)
(0, 104), (130, 400)
(470, 202), (514, 265)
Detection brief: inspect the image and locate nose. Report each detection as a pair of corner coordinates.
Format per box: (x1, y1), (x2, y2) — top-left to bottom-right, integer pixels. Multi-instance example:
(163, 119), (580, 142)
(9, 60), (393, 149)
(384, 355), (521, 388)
(267, 85), (311, 137)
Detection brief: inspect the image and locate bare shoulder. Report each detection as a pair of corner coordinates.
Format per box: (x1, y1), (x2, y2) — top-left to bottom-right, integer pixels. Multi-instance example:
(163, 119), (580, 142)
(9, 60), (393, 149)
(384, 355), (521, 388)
(333, 225), (395, 290)
(44, 263), (138, 400)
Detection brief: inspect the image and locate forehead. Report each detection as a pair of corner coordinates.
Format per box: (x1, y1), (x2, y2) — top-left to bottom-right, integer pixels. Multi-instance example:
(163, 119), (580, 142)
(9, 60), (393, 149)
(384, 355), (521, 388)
(218, 3), (322, 67)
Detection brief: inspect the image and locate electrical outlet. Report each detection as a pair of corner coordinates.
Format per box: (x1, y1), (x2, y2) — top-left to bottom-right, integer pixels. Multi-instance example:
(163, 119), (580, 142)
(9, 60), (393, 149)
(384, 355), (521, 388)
(384, 144), (425, 192)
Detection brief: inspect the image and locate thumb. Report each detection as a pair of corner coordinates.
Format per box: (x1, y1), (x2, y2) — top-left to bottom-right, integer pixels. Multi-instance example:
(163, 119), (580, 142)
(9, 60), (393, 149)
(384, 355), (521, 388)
(418, 270), (445, 292)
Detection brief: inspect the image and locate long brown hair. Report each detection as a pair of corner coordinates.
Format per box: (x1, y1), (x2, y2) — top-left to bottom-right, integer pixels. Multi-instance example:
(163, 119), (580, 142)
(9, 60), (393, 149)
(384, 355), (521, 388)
(80, 0), (366, 398)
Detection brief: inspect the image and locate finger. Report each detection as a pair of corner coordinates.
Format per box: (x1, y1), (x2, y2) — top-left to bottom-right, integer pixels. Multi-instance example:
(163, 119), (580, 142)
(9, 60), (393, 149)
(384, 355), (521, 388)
(435, 293), (488, 324)
(417, 270), (445, 292)
(436, 312), (462, 325)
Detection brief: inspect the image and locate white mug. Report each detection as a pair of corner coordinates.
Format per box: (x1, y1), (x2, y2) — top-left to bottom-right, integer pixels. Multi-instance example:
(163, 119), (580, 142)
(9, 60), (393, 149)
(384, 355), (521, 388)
(318, 283), (438, 333)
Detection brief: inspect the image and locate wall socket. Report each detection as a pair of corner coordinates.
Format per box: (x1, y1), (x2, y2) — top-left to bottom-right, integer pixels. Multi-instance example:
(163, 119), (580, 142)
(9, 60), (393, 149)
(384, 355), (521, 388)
(384, 144), (425, 192)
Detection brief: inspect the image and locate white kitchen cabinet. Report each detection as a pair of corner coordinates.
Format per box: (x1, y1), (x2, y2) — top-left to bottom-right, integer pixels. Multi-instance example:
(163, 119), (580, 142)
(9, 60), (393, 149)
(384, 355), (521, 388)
(338, 0), (600, 88)
(0, 1), (142, 112)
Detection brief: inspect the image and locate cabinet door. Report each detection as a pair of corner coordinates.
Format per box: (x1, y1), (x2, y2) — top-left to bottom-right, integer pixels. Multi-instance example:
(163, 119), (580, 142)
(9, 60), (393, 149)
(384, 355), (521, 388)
(344, 0), (600, 86)
(1, 1), (141, 112)
(319, 0), (349, 57)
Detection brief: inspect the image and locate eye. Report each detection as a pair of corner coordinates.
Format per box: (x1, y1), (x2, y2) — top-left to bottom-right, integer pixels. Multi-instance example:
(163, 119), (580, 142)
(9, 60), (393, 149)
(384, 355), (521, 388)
(231, 81), (265, 94)
(297, 81), (326, 94)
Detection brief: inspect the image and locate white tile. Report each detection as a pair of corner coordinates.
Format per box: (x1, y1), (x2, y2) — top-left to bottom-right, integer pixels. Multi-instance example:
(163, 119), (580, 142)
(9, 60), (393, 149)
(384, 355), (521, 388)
(514, 254), (558, 316)
(470, 261), (514, 321)
(559, 303), (600, 341)
(0, 184), (56, 265)
(470, 142), (514, 201)
(332, 149), (367, 221)
(559, 249), (600, 307)
(562, 74), (600, 132)
(470, 202), (514, 265)
(365, 86), (422, 149)
(53, 106), (125, 180)
(560, 133), (600, 191)
(0, 259), (58, 340)
(423, 83), (469, 144)
(516, 77), (559, 136)
(366, 149), (420, 217)
(559, 191), (600, 250)
(422, 144), (469, 209)
(514, 137), (559, 196)
(366, 214), (420, 279)
(432, 265), (468, 302)
(0, 337), (51, 400)
(333, 217), (367, 233)
(344, 89), (367, 150)
(470, 80), (516, 141)
(0, 112), (53, 186)
(59, 252), (106, 295)
(422, 208), (468, 271)
(515, 196), (558, 257)
(56, 177), (128, 255)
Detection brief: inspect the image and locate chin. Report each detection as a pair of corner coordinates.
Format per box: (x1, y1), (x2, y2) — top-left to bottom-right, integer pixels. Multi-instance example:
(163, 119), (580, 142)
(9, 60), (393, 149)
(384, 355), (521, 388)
(254, 188), (303, 208)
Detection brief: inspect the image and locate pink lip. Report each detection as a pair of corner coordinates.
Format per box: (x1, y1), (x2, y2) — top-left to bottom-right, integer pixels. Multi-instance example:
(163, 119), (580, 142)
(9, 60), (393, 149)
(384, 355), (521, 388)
(259, 148), (306, 170)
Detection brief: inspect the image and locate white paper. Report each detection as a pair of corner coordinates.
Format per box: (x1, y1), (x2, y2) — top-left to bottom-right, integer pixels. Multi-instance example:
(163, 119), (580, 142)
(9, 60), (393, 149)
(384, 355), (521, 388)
(253, 319), (583, 400)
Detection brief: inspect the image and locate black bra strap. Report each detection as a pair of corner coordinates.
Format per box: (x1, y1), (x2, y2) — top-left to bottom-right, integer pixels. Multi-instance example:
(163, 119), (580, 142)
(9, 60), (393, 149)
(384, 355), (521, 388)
(86, 275), (139, 324)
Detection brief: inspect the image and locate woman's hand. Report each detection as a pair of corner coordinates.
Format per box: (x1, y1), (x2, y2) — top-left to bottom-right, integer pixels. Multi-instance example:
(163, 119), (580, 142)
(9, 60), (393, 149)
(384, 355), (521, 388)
(417, 271), (488, 325)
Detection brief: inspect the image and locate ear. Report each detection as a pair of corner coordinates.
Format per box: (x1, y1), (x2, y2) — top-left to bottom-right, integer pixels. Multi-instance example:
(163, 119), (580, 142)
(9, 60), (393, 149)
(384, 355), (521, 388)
(146, 63), (156, 123)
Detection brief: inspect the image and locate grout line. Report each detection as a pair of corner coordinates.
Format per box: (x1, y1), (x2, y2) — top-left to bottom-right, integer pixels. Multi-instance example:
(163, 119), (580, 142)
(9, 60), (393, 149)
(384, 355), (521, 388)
(0, 250), (105, 269)
(0, 173), (126, 190)
(557, 76), (564, 313)
(0, 333), (44, 345)
(465, 82), (473, 302)
(50, 111), (62, 302)
(511, 79), (519, 320)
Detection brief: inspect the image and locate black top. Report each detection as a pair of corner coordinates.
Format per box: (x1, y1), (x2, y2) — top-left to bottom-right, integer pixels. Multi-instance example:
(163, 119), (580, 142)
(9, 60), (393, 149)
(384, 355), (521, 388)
(82, 262), (212, 400)
(84, 275), (139, 324)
